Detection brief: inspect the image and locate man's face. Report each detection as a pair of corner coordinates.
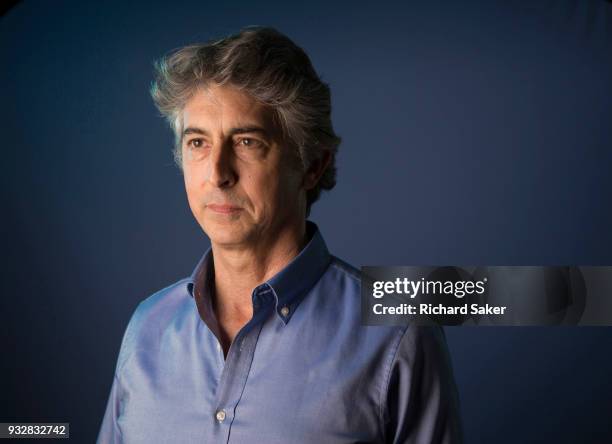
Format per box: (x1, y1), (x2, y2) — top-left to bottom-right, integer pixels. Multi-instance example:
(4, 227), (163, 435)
(180, 84), (305, 248)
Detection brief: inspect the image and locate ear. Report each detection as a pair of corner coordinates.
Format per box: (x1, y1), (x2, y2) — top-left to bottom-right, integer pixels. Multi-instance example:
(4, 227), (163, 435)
(303, 151), (332, 191)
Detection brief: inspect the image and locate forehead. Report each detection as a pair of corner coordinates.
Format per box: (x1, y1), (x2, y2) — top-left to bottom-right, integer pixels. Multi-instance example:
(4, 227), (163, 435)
(182, 84), (276, 131)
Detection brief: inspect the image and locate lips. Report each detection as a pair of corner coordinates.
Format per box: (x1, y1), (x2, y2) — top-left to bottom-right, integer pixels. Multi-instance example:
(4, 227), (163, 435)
(206, 204), (243, 214)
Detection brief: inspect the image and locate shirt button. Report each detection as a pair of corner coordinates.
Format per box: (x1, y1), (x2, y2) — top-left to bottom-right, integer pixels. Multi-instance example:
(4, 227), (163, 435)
(280, 306), (290, 317)
(215, 409), (226, 422)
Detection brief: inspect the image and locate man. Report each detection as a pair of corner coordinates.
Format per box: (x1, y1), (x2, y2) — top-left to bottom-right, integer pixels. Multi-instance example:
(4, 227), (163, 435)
(98, 26), (462, 443)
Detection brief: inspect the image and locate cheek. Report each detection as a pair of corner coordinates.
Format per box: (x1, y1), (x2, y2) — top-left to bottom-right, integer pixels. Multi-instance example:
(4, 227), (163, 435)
(240, 170), (281, 216)
(183, 168), (204, 210)
(272, 171), (304, 216)
(279, 165), (304, 196)
(243, 172), (272, 206)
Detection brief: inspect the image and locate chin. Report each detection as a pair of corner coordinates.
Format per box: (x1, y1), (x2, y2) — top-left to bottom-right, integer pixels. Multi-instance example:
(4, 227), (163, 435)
(202, 219), (252, 246)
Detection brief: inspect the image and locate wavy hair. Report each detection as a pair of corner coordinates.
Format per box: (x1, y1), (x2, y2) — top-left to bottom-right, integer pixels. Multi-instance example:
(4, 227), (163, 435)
(150, 26), (341, 215)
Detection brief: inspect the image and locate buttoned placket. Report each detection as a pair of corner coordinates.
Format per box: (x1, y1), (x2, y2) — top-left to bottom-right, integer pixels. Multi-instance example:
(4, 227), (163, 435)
(209, 284), (275, 443)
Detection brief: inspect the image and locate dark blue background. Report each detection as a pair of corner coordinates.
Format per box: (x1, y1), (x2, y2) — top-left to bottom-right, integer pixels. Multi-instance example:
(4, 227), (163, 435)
(2, 1), (611, 442)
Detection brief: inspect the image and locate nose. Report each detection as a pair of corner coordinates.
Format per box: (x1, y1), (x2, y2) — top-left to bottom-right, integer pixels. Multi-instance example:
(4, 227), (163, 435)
(207, 142), (237, 188)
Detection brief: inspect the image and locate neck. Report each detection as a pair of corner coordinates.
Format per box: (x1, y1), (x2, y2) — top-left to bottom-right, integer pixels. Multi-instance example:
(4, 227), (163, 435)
(211, 220), (307, 319)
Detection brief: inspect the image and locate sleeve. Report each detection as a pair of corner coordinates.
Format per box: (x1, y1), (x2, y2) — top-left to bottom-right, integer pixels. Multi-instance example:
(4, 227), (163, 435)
(97, 304), (141, 444)
(97, 374), (122, 444)
(382, 325), (463, 444)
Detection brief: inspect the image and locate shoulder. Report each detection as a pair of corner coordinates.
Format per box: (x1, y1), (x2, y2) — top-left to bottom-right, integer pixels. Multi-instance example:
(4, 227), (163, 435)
(322, 256), (385, 309)
(326, 255), (385, 293)
(312, 255), (364, 313)
(114, 278), (193, 374)
(316, 254), (408, 343)
(320, 257), (452, 376)
(328, 255), (362, 282)
(136, 277), (192, 313)
(319, 255), (362, 297)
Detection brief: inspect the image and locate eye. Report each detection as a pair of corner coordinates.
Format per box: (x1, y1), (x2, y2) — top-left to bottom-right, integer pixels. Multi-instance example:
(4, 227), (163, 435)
(237, 137), (261, 148)
(187, 138), (205, 148)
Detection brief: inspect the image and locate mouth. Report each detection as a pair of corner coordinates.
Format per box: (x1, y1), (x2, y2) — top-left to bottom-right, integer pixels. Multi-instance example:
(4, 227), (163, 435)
(206, 204), (243, 215)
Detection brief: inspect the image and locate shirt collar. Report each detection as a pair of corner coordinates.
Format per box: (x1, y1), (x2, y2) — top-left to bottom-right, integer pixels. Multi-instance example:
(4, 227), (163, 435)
(185, 220), (331, 325)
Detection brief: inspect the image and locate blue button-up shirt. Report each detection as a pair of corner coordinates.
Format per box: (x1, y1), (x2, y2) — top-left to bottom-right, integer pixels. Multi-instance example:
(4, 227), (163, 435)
(98, 222), (462, 443)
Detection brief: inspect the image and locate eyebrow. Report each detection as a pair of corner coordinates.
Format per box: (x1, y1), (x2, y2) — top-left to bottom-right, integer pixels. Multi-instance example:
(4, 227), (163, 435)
(182, 126), (270, 140)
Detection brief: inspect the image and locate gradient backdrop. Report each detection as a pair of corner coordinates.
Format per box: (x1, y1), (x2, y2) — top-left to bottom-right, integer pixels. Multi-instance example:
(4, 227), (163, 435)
(2, 1), (611, 442)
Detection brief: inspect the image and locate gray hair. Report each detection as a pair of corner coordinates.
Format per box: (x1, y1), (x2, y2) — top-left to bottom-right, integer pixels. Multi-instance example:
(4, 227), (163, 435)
(150, 26), (341, 215)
